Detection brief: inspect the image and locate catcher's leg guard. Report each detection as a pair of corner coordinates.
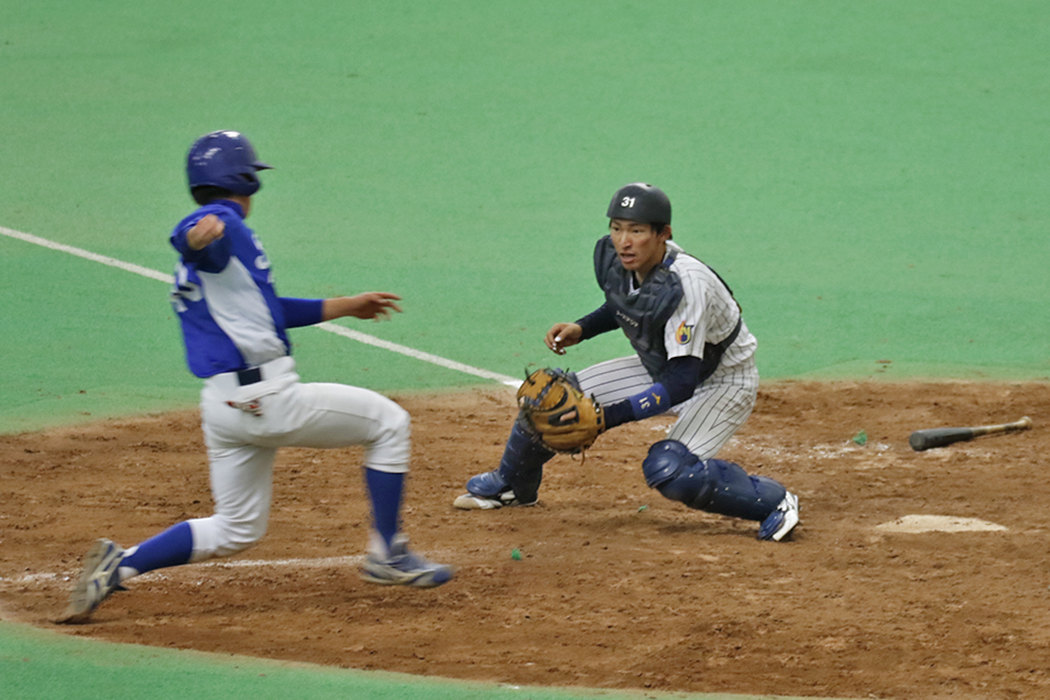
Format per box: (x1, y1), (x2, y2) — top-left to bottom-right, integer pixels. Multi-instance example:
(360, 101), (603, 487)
(467, 421), (554, 505)
(642, 440), (785, 521)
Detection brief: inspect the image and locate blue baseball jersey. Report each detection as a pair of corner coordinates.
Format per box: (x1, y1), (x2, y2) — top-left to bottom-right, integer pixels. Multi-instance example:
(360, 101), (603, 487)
(169, 199), (322, 378)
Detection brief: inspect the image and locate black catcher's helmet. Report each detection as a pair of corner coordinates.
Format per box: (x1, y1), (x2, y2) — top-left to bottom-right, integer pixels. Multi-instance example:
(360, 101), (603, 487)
(606, 183), (671, 226)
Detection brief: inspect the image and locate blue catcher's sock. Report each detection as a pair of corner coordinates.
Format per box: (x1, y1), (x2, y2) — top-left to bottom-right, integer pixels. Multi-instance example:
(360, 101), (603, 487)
(120, 521), (193, 577)
(365, 468), (404, 551)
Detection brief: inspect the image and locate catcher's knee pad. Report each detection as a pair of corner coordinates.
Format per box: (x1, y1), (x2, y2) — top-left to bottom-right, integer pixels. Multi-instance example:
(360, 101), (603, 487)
(642, 440), (785, 521)
(495, 420), (554, 504)
(642, 440), (710, 509)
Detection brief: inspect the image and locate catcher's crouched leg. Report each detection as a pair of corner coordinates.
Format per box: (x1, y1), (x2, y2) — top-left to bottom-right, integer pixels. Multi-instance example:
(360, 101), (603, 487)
(642, 440), (785, 522)
(454, 421), (553, 510)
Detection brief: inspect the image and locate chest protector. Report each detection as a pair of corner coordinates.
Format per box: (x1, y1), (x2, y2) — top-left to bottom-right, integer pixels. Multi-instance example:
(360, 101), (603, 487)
(594, 235), (683, 380)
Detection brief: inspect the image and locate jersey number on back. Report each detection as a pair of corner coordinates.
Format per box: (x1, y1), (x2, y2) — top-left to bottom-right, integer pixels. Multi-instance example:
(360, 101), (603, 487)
(170, 262), (202, 313)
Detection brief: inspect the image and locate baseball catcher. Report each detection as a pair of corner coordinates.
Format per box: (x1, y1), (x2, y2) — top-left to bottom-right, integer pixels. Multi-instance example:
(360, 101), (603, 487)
(454, 183), (799, 542)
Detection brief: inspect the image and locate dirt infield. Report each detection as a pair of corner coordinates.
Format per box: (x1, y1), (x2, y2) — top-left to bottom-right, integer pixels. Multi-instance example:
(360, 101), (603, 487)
(2, 381), (1048, 699)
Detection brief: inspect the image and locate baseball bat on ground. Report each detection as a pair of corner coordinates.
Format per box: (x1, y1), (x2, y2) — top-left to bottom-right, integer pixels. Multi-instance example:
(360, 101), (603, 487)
(909, 416), (1033, 451)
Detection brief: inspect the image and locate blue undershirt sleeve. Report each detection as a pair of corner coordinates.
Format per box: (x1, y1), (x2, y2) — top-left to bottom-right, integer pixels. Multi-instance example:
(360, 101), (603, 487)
(280, 297), (325, 328)
(602, 356), (704, 430)
(575, 303), (618, 340)
(659, 355), (705, 404)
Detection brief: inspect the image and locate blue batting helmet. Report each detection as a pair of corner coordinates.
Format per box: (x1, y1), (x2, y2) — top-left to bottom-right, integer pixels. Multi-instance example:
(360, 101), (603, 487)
(606, 183), (671, 225)
(186, 131), (272, 197)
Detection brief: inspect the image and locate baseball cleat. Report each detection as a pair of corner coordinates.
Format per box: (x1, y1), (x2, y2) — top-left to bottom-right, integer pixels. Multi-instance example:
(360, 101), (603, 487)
(359, 537), (454, 588)
(757, 491), (800, 542)
(454, 469), (537, 510)
(452, 489), (535, 510)
(58, 538), (126, 623)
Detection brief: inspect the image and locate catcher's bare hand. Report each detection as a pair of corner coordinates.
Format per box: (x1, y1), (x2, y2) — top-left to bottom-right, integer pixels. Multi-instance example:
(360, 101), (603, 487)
(323, 292), (403, 321)
(545, 323), (583, 355)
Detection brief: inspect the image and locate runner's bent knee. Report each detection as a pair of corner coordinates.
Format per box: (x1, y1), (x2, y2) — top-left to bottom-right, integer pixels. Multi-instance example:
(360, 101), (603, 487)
(187, 513), (268, 561)
(365, 399), (410, 472)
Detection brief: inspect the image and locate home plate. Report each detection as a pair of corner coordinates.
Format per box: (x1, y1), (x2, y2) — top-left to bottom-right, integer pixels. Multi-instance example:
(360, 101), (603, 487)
(876, 515), (1008, 533)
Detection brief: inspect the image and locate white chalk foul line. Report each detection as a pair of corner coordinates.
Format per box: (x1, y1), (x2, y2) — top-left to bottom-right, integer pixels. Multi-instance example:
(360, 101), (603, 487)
(1, 225), (520, 387)
(317, 322), (519, 386)
(0, 225), (175, 284)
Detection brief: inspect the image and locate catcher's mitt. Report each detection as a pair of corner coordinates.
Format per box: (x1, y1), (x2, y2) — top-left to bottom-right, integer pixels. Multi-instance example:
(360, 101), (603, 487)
(517, 368), (604, 453)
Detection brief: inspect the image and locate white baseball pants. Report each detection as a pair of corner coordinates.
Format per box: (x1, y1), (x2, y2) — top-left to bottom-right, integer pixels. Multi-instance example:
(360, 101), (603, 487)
(187, 356), (410, 561)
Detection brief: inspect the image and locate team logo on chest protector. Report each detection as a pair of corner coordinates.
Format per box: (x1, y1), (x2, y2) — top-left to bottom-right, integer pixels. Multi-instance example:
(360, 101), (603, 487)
(616, 311), (640, 329)
(675, 322), (693, 345)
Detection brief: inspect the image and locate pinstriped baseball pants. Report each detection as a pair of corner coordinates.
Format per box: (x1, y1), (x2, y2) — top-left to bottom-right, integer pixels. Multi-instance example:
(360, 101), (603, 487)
(575, 355), (759, 459)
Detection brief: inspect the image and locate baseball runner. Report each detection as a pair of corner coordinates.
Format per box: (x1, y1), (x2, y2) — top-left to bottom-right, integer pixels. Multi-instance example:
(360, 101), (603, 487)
(59, 131), (452, 623)
(454, 183), (800, 541)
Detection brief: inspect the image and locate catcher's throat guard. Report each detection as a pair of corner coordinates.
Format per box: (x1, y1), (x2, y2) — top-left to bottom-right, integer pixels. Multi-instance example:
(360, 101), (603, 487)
(517, 368), (605, 454)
